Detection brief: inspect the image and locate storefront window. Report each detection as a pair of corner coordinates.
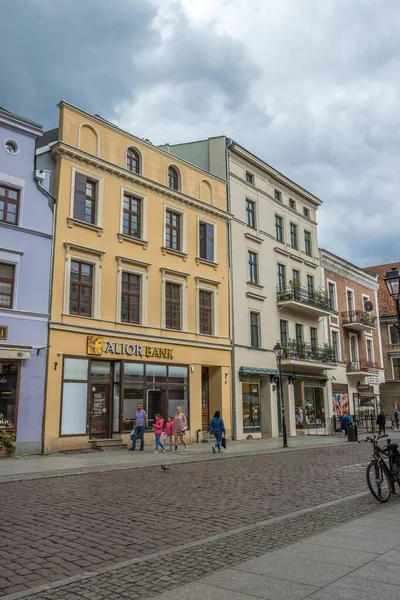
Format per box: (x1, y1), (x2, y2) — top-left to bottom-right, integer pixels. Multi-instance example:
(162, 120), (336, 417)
(61, 359), (88, 435)
(168, 387), (188, 420)
(0, 362), (18, 429)
(295, 379), (325, 429)
(64, 358), (88, 380)
(122, 384), (144, 432)
(146, 364), (167, 383)
(168, 366), (188, 384)
(242, 382), (260, 432)
(124, 363), (144, 381)
(90, 361), (111, 379)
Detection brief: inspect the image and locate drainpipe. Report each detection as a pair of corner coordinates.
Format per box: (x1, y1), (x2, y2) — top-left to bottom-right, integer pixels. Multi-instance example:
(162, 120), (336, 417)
(226, 138), (237, 440)
(34, 170), (56, 455)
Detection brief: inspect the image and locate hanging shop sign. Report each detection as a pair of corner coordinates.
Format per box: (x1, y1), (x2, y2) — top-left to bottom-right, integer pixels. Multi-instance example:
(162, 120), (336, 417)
(86, 336), (174, 359)
(0, 326), (8, 340)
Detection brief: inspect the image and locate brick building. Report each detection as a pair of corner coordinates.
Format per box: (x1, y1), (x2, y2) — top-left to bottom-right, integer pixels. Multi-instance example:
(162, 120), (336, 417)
(364, 262), (400, 415)
(321, 250), (384, 417)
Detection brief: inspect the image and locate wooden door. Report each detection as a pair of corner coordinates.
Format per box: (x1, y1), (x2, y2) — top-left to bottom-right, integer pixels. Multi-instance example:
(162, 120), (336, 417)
(201, 368), (209, 431)
(89, 384), (110, 439)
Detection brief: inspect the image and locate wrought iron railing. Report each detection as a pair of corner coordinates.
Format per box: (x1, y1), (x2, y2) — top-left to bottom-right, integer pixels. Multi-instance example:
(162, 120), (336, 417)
(277, 284), (333, 311)
(346, 361), (379, 373)
(342, 310), (376, 327)
(282, 341), (336, 363)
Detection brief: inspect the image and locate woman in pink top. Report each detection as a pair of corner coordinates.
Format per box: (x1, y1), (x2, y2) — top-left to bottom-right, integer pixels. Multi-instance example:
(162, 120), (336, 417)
(173, 406), (188, 452)
(153, 414), (165, 453)
(164, 416), (174, 452)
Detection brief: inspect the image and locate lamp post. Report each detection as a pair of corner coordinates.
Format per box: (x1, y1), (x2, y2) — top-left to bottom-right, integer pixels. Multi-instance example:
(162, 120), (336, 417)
(383, 267), (400, 332)
(274, 343), (288, 448)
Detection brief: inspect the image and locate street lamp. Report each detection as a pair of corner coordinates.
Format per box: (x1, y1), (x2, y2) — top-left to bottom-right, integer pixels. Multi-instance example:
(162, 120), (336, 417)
(383, 267), (400, 332)
(274, 342), (288, 448)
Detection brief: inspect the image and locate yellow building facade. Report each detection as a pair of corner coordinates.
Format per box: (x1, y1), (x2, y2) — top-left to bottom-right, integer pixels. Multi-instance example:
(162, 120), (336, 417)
(43, 102), (231, 453)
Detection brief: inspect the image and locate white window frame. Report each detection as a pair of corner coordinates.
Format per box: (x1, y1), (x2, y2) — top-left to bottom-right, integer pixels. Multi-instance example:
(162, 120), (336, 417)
(196, 280), (219, 337)
(391, 355), (400, 380)
(245, 197), (258, 229)
(249, 309), (262, 348)
(346, 287), (355, 312)
(64, 244), (104, 319)
(330, 327), (341, 362)
(247, 248), (259, 284)
(365, 335), (374, 364)
(197, 216), (218, 263)
(0, 172), (25, 228)
(69, 166), (104, 228)
(161, 269), (188, 331)
(0, 248), (22, 310)
(119, 186), (148, 241)
(163, 203), (187, 254)
(349, 332), (359, 363)
(327, 278), (338, 311)
(362, 293), (370, 313)
(116, 257), (150, 326)
(304, 229), (312, 256)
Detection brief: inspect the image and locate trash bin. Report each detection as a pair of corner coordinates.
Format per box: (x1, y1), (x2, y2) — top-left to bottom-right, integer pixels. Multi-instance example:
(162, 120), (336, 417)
(347, 422), (358, 442)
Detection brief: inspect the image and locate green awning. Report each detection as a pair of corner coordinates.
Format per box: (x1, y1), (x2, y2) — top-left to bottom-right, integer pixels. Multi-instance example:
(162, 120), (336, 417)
(239, 367), (278, 376)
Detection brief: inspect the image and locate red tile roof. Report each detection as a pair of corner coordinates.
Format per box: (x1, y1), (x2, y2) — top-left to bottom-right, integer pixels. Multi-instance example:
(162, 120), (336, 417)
(364, 262), (400, 317)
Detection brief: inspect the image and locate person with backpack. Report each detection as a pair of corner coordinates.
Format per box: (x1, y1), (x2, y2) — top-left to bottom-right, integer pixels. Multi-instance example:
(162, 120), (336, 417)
(207, 410), (226, 453)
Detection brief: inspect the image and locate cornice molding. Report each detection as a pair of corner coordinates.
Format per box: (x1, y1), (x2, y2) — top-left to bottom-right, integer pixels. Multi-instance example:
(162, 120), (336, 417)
(322, 255), (379, 290)
(52, 142), (231, 222)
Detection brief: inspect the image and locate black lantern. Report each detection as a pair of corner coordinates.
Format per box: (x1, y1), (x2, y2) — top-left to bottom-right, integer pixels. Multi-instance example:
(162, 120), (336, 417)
(273, 343), (288, 448)
(384, 267), (400, 300)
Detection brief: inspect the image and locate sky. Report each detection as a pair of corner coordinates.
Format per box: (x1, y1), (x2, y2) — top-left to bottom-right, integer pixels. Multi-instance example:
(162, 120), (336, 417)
(1, 0), (399, 267)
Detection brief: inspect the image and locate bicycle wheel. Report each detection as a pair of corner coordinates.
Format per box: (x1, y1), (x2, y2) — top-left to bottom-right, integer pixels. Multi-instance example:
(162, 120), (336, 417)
(366, 461), (391, 502)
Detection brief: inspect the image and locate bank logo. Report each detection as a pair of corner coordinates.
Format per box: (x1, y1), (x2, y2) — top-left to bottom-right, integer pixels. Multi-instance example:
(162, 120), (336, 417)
(87, 335), (103, 356)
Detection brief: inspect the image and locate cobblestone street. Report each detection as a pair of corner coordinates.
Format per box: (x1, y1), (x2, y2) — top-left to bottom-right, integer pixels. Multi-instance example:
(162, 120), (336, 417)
(0, 443), (388, 598)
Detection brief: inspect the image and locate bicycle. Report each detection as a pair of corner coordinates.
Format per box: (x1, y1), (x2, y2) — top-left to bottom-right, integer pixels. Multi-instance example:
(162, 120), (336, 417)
(359, 434), (400, 502)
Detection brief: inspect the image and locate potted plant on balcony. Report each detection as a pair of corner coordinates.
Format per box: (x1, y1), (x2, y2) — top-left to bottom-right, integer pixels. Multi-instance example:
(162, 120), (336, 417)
(363, 313), (374, 324)
(321, 343), (335, 362)
(289, 279), (301, 301)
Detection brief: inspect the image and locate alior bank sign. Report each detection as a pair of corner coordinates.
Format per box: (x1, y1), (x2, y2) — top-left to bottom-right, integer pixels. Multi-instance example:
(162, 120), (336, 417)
(86, 336), (174, 359)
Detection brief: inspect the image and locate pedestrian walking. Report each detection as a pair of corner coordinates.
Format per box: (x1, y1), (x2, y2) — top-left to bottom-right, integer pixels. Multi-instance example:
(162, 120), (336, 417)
(377, 411), (386, 435)
(173, 406), (188, 452)
(340, 412), (352, 438)
(207, 410), (226, 453)
(394, 409), (400, 430)
(130, 403), (148, 451)
(153, 414), (166, 453)
(164, 416), (174, 451)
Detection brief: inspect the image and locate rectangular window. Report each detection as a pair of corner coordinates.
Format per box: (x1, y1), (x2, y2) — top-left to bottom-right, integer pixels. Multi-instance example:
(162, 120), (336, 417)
(292, 269), (300, 284)
(367, 338), (374, 364)
(0, 185), (19, 225)
(165, 210), (181, 251)
(304, 230), (312, 256)
(199, 222), (214, 262)
(350, 335), (358, 362)
(0, 362), (18, 429)
(73, 173), (97, 224)
(275, 215), (283, 242)
(310, 327), (318, 351)
(393, 358), (400, 380)
(331, 330), (340, 361)
(277, 263), (286, 291)
(123, 193), (141, 238)
(165, 282), (181, 330)
(290, 223), (298, 249)
(274, 189), (282, 202)
(280, 320), (288, 345)
(303, 206), (310, 218)
(246, 171), (254, 185)
(347, 290), (354, 312)
(295, 323), (303, 344)
(307, 275), (314, 300)
(289, 198), (296, 210)
(328, 282), (336, 310)
(69, 261), (93, 316)
(389, 325), (400, 345)
(248, 251), (258, 284)
(0, 263), (15, 308)
(250, 312), (260, 348)
(199, 290), (213, 335)
(246, 199), (256, 228)
(121, 272), (140, 324)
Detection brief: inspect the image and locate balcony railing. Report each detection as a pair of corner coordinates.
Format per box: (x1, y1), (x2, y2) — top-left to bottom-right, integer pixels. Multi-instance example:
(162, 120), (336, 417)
(346, 361), (379, 374)
(277, 284), (333, 311)
(282, 341), (336, 364)
(342, 310), (376, 327)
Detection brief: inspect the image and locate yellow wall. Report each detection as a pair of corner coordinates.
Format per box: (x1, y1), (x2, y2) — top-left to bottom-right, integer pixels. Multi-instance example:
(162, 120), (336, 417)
(44, 103), (232, 452)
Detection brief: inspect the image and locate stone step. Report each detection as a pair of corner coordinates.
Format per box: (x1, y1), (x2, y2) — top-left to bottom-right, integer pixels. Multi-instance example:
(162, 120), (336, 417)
(91, 439), (126, 451)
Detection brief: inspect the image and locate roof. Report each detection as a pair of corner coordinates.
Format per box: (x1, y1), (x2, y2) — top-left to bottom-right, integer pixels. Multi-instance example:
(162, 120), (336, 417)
(364, 262), (400, 317)
(0, 106), (43, 131)
(36, 128), (58, 149)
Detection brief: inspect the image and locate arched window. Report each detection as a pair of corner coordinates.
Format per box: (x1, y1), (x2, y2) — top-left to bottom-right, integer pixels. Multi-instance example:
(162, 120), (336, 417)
(168, 166), (180, 191)
(126, 148), (140, 174)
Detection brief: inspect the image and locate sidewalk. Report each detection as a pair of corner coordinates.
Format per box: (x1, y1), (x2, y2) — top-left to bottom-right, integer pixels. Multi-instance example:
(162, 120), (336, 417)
(2, 430), (400, 482)
(149, 501), (400, 600)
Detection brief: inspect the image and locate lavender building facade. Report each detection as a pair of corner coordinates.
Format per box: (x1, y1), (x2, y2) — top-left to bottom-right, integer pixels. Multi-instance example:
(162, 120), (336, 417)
(0, 108), (54, 454)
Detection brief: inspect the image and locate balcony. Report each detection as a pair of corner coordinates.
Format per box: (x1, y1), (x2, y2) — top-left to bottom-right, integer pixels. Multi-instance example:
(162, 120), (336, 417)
(342, 310), (376, 332)
(280, 341), (337, 371)
(347, 361), (379, 376)
(277, 284), (334, 318)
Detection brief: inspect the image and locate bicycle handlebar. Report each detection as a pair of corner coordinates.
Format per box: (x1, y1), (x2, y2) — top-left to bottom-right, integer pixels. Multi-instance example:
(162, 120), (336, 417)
(358, 434), (388, 443)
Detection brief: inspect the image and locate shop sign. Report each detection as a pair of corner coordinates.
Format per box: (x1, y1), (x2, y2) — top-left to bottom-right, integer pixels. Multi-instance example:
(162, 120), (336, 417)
(357, 384), (371, 392)
(368, 376), (380, 385)
(86, 336), (173, 359)
(0, 326), (8, 340)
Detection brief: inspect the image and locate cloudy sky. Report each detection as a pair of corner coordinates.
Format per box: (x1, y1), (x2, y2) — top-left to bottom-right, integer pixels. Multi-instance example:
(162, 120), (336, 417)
(1, 0), (399, 267)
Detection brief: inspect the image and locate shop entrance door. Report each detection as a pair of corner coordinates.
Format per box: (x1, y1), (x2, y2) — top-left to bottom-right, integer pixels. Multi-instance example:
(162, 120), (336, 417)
(201, 368), (209, 431)
(147, 389), (162, 429)
(89, 385), (110, 439)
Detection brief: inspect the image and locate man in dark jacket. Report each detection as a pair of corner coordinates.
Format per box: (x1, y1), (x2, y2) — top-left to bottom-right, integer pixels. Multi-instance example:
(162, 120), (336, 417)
(377, 412), (386, 435)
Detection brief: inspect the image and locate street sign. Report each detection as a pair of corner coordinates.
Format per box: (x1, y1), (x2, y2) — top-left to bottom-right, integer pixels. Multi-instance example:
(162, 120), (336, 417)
(368, 376), (380, 385)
